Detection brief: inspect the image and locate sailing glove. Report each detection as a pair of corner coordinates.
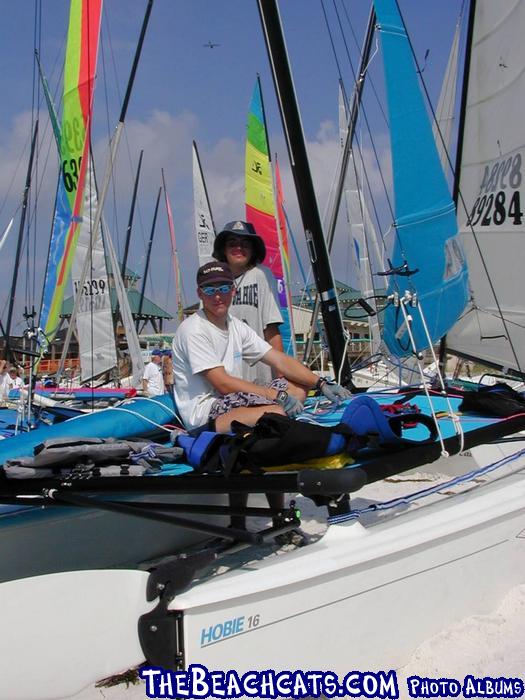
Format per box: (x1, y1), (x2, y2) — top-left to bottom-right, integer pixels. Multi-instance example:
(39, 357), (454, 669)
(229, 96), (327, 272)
(276, 389), (304, 418)
(316, 377), (352, 404)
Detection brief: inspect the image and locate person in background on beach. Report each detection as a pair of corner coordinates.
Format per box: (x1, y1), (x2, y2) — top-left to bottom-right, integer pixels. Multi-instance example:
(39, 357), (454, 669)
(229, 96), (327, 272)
(0, 361), (8, 403)
(0, 365), (23, 401)
(212, 220), (287, 527)
(162, 348), (174, 397)
(142, 349), (165, 397)
(172, 262), (351, 531)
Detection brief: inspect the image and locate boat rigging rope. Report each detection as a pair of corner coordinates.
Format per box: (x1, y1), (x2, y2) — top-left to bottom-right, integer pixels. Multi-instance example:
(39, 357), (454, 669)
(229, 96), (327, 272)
(105, 396), (185, 433)
(395, 294), (465, 456)
(327, 446), (525, 524)
(62, 395), (186, 434)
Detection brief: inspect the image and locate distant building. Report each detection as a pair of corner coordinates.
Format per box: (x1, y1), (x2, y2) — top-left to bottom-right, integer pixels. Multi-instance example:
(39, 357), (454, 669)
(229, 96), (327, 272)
(292, 280), (386, 368)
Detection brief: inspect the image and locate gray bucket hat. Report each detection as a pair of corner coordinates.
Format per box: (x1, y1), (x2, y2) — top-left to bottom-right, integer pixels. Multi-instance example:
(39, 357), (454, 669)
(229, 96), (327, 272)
(213, 220), (266, 264)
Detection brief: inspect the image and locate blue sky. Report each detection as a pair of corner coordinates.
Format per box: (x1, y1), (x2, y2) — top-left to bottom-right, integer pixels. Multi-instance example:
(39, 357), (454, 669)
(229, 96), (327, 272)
(0, 0), (463, 334)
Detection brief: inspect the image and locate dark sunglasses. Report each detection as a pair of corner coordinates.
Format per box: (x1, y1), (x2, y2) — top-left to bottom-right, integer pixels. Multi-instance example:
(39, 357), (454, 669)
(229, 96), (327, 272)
(200, 284), (234, 296)
(225, 238), (252, 248)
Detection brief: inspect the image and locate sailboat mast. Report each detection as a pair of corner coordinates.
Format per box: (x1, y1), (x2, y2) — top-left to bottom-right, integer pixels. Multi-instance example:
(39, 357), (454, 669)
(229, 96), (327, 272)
(122, 150), (143, 280)
(5, 120), (39, 352)
(161, 169), (184, 324)
(303, 8), (376, 365)
(439, 0), (477, 375)
(257, 0), (353, 387)
(452, 0), (477, 206)
(137, 186), (161, 329)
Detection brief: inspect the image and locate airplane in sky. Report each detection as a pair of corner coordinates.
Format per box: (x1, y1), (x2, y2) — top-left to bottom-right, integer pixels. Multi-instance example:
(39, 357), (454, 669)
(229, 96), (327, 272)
(203, 40), (220, 49)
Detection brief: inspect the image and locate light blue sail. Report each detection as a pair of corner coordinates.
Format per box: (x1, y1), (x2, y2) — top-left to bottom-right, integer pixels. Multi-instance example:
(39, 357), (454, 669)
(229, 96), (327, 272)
(374, 0), (468, 357)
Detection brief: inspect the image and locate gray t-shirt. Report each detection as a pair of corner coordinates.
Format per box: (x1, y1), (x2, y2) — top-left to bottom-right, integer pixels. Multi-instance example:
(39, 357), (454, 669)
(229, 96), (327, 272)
(230, 265), (283, 384)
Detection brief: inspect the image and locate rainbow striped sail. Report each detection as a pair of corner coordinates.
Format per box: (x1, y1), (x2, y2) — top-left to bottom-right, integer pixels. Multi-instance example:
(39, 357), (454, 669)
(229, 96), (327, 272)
(274, 156), (295, 355)
(245, 77), (294, 355)
(40, 0), (103, 342)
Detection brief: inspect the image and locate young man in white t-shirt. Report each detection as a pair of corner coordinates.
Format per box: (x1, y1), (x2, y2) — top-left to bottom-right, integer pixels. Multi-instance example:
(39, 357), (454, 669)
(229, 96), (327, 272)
(142, 350), (165, 397)
(173, 261), (350, 432)
(173, 261), (351, 536)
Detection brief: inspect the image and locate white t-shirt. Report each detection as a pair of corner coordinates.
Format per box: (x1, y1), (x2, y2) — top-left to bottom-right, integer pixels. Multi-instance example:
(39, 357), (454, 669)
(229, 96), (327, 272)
(172, 310), (271, 430)
(230, 265), (283, 384)
(0, 374), (23, 399)
(142, 361), (165, 397)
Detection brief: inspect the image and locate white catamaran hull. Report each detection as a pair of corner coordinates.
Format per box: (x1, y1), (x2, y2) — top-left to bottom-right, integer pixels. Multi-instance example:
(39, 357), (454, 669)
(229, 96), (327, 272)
(174, 472), (525, 674)
(2, 457), (525, 700)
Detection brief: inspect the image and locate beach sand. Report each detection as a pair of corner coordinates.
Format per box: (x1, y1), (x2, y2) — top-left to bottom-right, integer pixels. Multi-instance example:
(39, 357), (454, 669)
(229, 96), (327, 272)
(72, 584), (525, 699)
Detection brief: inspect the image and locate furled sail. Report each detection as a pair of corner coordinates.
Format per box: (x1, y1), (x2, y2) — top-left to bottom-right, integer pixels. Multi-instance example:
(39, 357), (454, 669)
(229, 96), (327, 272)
(39, 0), (103, 343)
(245, 77), (294, 355)
(447, 0), (525, 376)
(374, 0), (469, 357)
(72, 157), (117, 381)
(192, 141), (216, 266)
(162, 170), (185, 324)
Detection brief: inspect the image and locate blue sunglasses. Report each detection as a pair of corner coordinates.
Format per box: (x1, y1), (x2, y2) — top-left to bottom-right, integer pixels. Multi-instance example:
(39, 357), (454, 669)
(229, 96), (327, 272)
(200, 284), (234, 296)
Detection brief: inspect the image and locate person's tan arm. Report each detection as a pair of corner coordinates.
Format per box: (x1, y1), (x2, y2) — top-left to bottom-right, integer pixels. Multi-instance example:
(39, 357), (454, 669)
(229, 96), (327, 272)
(264, 324), (283, 352)
(261, 348), (318, 389)
(201, 365), (279, 400)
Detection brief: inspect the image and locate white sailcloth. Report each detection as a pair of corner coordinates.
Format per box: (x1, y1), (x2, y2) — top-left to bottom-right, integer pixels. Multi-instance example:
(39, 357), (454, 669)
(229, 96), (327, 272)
(339, 85), (381, 355)
(71, 157), (117, 381)
(192, 141), (216, 266)
(447, 0), (525, 375)
(433, 13), (461, 175)
(103, 227), (144, 388)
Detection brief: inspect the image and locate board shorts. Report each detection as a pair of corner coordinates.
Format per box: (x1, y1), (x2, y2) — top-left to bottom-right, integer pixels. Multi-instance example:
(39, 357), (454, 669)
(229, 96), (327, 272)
(208, 377), (288, 421)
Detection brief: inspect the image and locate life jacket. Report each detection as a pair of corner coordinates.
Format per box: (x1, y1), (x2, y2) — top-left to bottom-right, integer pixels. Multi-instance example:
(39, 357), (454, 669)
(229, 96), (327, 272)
(177, 395), (438, 475)
(3, 437), (183, 479)
(177, 413), (358, 476)
(341, 395), (437, 446)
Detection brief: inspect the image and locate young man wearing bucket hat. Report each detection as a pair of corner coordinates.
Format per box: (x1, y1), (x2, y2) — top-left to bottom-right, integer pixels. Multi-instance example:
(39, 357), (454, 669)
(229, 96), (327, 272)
(212, 220), (283, 386)
(172, 261), (351, 433)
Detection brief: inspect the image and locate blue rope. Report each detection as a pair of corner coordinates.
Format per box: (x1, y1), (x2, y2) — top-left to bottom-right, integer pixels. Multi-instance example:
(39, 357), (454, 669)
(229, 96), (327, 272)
(328, 447), (525, 524)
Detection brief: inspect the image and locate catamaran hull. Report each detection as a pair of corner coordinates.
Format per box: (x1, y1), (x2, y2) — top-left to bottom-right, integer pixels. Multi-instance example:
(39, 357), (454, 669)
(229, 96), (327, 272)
(173, 472), (525, 674)
(1, 465), (524, 699)
(0, 495), (226, 585)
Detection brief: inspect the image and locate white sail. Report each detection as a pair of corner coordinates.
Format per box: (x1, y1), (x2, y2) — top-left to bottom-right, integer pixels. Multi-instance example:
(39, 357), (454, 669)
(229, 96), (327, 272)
(103, 225), (144, 388)
(339, 85), (381, 355)
(71, 157), (117, 381)
(447, 0), (525, 375)
(433, 13), (461, 174)
(192, 140), (216, 266)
